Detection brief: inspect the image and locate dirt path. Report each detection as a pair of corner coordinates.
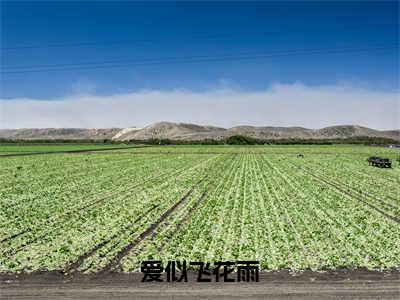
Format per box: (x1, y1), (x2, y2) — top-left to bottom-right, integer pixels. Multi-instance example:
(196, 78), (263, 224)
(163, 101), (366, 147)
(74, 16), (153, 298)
(1, 270), (399, 299)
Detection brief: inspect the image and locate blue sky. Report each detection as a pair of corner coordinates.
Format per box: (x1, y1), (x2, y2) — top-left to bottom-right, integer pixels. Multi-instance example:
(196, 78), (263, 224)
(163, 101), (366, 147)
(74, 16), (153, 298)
(1, 1), (399, 98)
(0, 1), (399, 129)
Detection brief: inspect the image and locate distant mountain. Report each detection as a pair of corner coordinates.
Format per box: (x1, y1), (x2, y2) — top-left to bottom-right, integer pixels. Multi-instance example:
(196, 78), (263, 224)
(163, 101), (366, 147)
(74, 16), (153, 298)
(0, 128), (121, 140)
(227, 125), (315, 139)
(0, 122), (399, 141)
(114, 122), (227, 141)
(113, 122), (400, 141)
(315, 125), (399, 139)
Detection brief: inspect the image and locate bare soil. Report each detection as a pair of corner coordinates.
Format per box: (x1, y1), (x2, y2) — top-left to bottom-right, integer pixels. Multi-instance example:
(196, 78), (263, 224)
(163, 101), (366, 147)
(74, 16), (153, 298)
(1, 269), (399, 299)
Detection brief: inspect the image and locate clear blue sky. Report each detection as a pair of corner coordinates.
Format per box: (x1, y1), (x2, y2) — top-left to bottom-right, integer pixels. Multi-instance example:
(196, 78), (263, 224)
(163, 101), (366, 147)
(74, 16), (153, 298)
(0, 1), (399, 131)
(1, 1), (398, 99)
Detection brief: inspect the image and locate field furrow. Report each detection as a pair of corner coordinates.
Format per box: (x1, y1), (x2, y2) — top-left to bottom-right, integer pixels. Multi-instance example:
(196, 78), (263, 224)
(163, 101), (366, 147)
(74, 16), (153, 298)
(1, 145), (399, 273)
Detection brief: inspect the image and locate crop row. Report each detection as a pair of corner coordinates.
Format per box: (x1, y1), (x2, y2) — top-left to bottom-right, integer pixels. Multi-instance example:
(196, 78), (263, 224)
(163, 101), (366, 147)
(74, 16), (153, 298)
(1, 146), (399, 273)
(0, 154), (229, 272)
(119, 154), (399, 271)
(0, 154), (210, 238)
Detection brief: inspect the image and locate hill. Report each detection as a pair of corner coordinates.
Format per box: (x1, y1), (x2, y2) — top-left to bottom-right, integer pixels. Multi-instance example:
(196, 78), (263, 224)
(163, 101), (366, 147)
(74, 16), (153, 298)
(114, 122), (227, 141)
(0, 123), (398, 141)
(0, 128), (121, 140)
(113, 122), (400, 141)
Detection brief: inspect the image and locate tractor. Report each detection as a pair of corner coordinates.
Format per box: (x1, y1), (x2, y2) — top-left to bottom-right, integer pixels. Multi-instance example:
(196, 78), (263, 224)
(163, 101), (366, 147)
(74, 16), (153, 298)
(367, 157), (392, 168)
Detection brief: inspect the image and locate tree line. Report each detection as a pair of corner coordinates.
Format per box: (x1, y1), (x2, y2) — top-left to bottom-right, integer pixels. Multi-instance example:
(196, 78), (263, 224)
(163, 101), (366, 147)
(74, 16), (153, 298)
(1, 135), (398, 146)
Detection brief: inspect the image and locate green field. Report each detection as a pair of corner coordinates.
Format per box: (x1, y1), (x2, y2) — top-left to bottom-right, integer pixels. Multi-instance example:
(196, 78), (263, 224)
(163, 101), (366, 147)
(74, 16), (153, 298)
(0, 143), (135, 155)
(0, 145), (399, 273)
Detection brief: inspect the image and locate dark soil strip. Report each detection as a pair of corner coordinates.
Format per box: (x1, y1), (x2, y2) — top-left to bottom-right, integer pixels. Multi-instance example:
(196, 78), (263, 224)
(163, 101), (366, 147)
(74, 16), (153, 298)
(1, 269), (399, 300)
(63, 204), (160, 274)
(1, 268), (399, 283)
(99, 177), (207, 273)
(0, 145), (153, 158)
(301, 167), (400, 223)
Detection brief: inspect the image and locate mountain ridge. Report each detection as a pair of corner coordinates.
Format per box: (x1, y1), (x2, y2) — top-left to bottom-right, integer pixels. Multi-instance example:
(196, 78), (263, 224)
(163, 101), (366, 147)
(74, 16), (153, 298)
(0, 122), (399, 141)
